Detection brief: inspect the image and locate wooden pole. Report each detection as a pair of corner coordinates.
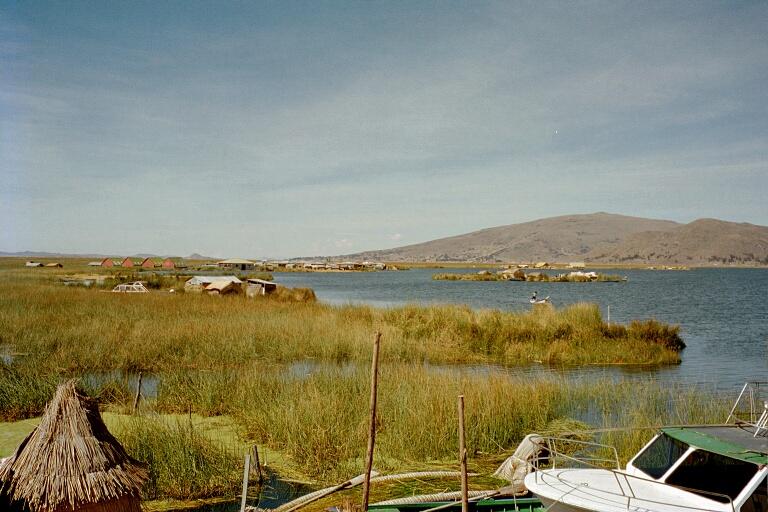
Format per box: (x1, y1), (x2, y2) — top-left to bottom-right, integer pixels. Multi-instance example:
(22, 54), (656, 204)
(458, 395), (469, 512)
(132, 371), (143, 414)
(252, 445), (264, 484)
(240, 453), (251, 512)
(361, 331), (382, 512)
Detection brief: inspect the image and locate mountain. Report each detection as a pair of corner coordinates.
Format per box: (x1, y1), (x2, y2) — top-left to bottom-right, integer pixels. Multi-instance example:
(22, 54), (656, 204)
(338, 213), (768, 265)
(186, 253), (217, 260)
(588, 218), (768, 265)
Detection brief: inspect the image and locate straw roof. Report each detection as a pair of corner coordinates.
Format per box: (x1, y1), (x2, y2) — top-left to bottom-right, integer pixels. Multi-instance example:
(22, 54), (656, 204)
(0, 381), (148, 512)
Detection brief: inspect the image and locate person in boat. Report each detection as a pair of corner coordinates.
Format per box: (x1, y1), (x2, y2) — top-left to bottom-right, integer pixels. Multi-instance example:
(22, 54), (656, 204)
(531, 291), (537, 302)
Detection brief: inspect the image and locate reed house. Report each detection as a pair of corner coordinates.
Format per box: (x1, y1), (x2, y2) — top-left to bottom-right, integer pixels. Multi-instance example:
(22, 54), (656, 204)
(0, 381), (148, 512)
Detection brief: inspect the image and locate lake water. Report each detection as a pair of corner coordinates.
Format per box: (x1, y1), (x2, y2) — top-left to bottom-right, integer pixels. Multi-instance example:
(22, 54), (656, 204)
(274, 268), (768, 391)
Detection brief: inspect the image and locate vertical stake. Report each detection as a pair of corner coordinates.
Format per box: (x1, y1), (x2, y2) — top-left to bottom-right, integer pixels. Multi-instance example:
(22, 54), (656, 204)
(362, 331), (382, 512)
(252, 445), (264, 484)
(458, 395), (469, 512)
(132, 371), (143, 414)
(240, 454), (251, 512)
(607, 305), (611, 326)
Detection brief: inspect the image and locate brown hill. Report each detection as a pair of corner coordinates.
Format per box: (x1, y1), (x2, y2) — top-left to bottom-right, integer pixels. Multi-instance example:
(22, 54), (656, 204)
(339, 213), (768, 265)
(588, 218), (768, 265)
(342, 213), (681, 263)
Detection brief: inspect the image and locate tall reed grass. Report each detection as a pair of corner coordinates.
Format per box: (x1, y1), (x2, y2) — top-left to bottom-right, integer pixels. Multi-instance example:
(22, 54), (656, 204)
(0, 273), (683, 375)
(0, 362), (57, 420)
(114, 415), (243, 499)
(0, 266), (708, 488)
(149, 363), (727, 481)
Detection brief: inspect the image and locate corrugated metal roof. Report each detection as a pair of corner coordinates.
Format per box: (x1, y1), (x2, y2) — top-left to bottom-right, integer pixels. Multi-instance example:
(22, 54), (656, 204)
(186, 275), (242, 285)
(205, 280), (240, 292)
(217, 258), (255, 264)
(246, 278), (276, 286)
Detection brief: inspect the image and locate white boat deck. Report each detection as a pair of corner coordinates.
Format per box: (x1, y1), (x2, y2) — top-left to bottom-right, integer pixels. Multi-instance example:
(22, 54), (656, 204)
(525, 468), (732, 512)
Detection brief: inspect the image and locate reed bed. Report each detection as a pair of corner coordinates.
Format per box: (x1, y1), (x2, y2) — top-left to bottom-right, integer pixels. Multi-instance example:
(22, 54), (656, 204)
(0, 265), (709, 491)
(0, 362), (58, 421)
(114, 415), (243, 499)
(0, 273), (682, 374)
(147, 364), (727, 482)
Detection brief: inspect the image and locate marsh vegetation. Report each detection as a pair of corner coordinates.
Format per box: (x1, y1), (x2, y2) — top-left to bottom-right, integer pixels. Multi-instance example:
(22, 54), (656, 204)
(0, 258), (714, 506)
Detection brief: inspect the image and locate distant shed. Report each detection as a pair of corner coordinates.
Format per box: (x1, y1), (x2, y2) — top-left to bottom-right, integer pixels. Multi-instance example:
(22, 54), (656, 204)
(44, 262), (63, 268)
(140, 258), (156, 269)
(246, 278), (278, 297)
(162, 258), (176, 269)
(184, 275), (242, 293)
(88, 261), (102, 266)
(24, 261), (43, 267)
(121, 257), (135, 268)
(204, 280), (242, 295)
(100, 258), (114, 268)
(217, 258), (255, 271)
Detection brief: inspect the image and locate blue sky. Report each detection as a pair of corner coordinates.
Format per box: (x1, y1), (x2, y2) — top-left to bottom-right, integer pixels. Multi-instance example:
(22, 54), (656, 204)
(2, 1), (767, 258)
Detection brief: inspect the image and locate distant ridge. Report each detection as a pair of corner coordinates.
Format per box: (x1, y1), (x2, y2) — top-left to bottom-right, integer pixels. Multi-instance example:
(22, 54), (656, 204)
(0, 251), (218, 260)
(338, 213), (768, 265)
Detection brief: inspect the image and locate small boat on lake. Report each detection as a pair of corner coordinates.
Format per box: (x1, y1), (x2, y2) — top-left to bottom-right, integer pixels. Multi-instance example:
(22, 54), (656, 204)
(525, 381), (768, 511)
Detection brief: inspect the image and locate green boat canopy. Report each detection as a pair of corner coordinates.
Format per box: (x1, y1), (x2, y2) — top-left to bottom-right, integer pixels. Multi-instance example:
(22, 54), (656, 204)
(662, 426), (768, 465)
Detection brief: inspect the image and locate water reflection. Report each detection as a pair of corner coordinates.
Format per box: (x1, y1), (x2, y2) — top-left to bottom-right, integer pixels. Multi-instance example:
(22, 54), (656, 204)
(166, 472), (315, 512)
(81, 370), (160, 399)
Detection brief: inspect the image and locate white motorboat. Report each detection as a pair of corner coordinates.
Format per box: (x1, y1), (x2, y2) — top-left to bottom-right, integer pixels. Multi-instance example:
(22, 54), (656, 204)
(524, 382), (768, 512)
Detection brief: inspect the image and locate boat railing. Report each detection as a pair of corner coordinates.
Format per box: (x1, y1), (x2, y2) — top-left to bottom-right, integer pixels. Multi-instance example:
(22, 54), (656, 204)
(530, 464), (736, 512)
(531, 436), (621, 471)
(726, 381), (768, 436)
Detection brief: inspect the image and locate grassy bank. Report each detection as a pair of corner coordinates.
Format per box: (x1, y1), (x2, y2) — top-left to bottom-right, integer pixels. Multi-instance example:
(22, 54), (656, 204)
(0, 367), (730, 487)
(149, 366), (726, 481)
(0, 270), (683, 374)
(0, 262), (703, 500)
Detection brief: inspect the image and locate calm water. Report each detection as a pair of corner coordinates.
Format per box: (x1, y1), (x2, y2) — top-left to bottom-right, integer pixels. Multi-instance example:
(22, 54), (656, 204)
(274, 268), (768, 391)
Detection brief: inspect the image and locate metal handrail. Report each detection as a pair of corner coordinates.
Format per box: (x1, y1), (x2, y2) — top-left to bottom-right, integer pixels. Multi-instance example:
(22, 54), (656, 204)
(727, 381), (768, 426)
(532, 466), (735, 512)
(529, 436), (737, 511)
(532, 436), (620, 471)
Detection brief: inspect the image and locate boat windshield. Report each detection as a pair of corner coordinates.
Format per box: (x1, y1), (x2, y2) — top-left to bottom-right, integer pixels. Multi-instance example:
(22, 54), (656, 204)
(665, 449), (760, 503)
(632, 433), (689, 479)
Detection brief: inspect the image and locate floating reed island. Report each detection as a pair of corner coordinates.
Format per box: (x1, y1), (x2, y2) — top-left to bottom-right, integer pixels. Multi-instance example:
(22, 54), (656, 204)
(433, 269), (626, 282)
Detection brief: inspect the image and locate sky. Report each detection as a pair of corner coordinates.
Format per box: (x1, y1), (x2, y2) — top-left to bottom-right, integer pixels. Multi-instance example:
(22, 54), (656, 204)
(1, 1), (767, 258)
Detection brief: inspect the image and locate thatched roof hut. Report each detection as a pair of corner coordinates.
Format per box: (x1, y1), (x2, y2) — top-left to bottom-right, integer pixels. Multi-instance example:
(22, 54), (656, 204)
(0, 381), (148, 512)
